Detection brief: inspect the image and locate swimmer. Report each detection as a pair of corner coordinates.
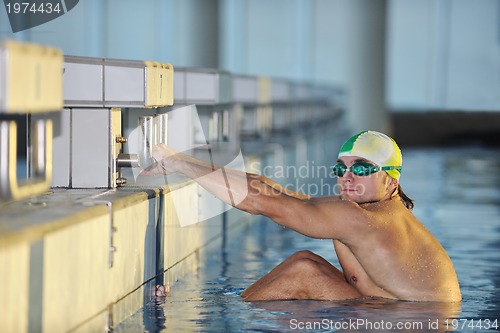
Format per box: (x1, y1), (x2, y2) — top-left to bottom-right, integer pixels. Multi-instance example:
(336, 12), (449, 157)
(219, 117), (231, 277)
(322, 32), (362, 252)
(144, 130), (462, 302)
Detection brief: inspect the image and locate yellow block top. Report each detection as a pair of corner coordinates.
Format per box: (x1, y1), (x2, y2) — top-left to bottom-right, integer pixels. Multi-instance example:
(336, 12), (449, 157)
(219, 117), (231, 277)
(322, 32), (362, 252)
(0, 39), (63, 113)
(144, 61), (174, 108)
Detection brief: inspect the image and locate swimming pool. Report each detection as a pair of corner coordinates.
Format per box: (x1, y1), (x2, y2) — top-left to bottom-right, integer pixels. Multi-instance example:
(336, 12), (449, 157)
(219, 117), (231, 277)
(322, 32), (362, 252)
(114, 147), (500, 332)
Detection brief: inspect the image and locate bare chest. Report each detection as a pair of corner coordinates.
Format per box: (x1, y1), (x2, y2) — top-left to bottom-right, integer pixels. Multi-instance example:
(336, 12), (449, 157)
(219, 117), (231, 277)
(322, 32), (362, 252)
(333, 240), (395, 298)
(334, 240), (367, 283)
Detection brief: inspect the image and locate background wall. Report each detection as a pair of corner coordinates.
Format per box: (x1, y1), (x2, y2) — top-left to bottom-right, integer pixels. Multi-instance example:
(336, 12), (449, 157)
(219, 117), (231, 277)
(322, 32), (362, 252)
(2, 0), (500, 140)
(387, 0), (500, 111)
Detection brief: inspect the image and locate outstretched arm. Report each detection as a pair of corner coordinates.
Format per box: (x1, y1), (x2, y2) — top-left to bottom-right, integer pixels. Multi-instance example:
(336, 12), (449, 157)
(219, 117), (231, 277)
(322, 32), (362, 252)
(143, 144), (311, 207)
(145, 144), (368, 241)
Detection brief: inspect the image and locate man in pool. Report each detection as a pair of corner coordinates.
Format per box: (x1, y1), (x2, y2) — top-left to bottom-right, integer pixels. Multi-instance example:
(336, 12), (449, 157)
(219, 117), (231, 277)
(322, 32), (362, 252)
(145, 130), (462, 302)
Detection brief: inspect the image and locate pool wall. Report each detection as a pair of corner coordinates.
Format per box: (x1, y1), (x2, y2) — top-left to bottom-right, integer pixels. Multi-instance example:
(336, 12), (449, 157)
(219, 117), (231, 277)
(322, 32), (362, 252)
(0, 185), (251, 332)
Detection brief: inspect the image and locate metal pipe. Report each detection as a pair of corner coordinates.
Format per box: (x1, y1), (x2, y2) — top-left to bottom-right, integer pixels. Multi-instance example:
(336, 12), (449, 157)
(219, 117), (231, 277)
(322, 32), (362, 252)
(116, 154), (140, 168)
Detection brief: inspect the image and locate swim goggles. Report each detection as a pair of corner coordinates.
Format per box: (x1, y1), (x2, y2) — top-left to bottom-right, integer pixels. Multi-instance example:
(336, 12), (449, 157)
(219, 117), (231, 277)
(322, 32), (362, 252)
(332, 162), (402, 177)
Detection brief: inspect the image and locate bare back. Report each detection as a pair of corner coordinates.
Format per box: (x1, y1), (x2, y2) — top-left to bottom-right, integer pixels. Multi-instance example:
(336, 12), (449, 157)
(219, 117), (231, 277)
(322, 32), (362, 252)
(333, 197), (461, 302)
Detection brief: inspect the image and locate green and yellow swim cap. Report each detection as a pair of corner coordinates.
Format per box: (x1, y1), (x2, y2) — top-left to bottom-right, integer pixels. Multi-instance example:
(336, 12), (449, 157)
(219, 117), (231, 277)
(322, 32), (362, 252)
(338, 130), (402, 180)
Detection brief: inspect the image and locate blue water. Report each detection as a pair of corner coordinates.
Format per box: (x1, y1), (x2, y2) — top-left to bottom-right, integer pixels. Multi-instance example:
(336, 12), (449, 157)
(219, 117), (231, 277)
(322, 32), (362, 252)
(115, 147), (500, 332)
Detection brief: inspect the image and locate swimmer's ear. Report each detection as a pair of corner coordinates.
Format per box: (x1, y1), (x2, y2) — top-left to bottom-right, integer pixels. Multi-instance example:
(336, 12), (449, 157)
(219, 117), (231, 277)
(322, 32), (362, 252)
(389, 177), (398, 187)
(386, 175), (398, 189)
(387, 177), (399, 197)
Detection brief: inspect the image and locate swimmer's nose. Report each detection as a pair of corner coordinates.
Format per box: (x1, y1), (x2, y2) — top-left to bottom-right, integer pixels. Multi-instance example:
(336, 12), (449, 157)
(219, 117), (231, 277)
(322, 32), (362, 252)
(343, 170), (354, 181)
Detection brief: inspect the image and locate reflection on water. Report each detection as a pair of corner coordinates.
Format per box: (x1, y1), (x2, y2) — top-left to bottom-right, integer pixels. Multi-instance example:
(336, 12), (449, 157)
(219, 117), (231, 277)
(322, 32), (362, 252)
(115, 147), (500, 332)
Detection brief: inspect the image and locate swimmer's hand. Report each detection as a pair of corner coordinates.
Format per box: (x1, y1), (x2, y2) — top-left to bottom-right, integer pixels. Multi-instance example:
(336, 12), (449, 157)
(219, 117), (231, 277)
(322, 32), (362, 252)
(140, 144), (180, 176)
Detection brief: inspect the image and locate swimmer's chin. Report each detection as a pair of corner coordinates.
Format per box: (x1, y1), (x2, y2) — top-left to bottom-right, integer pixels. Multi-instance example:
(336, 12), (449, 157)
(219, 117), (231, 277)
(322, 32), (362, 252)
(340, 190), (358, 199)
(340, 193), (356, 201)
(340, 193), (368, 205)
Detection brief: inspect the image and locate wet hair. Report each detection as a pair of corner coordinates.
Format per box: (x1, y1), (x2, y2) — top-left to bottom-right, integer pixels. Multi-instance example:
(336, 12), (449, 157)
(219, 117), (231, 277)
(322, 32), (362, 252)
(397, 184), (414, 210)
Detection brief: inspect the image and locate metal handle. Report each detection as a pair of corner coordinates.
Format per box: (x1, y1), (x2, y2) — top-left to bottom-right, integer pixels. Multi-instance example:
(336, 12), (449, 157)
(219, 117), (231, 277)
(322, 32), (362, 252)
(0, 119), (52, 201)
(138, 116), (155, 168)
(155, 113), (168, 145)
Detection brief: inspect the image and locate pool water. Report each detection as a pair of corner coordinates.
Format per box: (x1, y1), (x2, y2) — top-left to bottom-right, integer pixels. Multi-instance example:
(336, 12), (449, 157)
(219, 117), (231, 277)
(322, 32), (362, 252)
(115, 147), (500, 332)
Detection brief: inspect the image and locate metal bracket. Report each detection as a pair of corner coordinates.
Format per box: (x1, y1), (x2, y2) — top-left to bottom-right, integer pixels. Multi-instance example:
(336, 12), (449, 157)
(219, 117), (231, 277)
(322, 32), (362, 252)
(79, 198), (116, 268)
